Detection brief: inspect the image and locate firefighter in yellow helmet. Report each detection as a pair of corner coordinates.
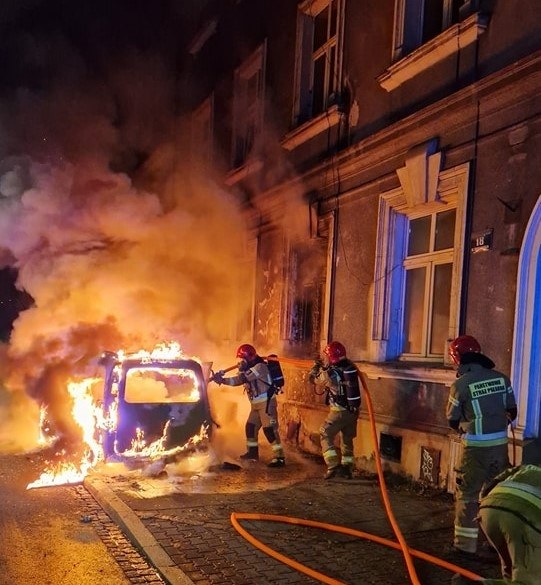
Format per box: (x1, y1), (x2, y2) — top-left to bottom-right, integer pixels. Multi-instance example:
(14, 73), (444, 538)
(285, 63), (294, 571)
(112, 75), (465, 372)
(212, 344), (285, 468)
(446, 335), (517, 559)
(309, 341), (361, 479)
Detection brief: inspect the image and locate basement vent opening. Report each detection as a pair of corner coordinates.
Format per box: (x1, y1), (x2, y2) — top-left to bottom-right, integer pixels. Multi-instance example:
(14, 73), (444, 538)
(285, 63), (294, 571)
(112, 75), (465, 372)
(380, 432), (402, 462)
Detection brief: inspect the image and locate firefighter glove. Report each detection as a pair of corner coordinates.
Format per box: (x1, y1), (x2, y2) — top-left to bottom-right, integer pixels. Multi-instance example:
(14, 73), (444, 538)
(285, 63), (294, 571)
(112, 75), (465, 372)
(212, 371), (225, 385)
(309, 364), (321, 379)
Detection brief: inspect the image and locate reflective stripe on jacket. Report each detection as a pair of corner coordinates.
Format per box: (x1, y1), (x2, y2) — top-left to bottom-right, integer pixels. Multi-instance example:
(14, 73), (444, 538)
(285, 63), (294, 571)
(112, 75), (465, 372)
(446, 362), (516, 443)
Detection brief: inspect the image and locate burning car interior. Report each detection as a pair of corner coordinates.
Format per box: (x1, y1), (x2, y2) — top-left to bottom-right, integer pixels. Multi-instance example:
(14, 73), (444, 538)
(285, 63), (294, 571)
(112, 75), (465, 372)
(99, 351), (213, 459)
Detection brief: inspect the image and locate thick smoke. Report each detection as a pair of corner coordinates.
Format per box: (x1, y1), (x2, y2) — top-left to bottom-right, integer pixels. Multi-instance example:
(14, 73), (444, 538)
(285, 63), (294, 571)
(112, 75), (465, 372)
(0, 9), (250, 452)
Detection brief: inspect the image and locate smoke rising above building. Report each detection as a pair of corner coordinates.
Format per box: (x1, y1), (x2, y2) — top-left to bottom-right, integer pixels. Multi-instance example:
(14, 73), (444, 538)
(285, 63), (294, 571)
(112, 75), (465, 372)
(0, 1), (251, 451)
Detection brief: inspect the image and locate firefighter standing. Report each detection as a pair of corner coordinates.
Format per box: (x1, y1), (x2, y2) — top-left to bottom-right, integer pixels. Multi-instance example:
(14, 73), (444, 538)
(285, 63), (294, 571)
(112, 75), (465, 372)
(212, 343), (286, 468)
(309, 341), (361, 480)
(446, 335), (517, 558)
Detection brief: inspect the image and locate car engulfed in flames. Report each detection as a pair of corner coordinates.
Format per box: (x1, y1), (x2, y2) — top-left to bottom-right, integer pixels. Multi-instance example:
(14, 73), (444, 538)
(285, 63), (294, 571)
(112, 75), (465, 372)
(98, 349), (213, 462)
(28, 342), (214, 489)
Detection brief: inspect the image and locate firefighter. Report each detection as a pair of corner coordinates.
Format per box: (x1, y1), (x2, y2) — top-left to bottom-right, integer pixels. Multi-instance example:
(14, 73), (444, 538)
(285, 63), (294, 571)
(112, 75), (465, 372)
(212, 343), (285, 468)
(309, 341), (361, 480)
(446, 335), (517, 558)
(476, 464), (541, 585)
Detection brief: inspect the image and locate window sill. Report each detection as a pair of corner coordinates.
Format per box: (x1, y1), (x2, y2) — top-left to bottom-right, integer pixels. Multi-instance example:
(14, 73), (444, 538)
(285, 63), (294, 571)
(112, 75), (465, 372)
(360, 361), (455, 385)
(281, 105), (344, 151)
(224, 157), (264, 186)
(377, 12), (489, 92)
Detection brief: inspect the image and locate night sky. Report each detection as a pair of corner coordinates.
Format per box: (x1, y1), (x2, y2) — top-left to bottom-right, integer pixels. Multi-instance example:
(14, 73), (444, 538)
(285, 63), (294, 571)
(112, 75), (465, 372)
(0, 0), (250, 359)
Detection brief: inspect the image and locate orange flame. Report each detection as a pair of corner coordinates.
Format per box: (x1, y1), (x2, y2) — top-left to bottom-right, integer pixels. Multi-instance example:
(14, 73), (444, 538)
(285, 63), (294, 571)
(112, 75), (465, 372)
(27, 378), (104, 489)
(121, 423), (208, 460)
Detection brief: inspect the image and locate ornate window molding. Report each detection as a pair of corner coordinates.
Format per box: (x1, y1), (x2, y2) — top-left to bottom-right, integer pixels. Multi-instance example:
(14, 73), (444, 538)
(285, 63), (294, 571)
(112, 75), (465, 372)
(372, 144), (469, 364)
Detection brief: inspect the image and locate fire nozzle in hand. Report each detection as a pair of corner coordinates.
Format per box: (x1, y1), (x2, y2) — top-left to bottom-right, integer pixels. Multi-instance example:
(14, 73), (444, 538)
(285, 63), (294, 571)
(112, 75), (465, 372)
(208, 363), (238, 385)
(209, 370), (225, 385)
(309, 357), (323, 380)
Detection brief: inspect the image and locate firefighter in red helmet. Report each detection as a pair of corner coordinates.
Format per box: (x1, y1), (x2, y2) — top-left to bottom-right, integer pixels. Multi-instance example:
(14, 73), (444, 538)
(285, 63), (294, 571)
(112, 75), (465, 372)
(309, 341), (361, 479)
(446, 335), (517, 559)
(212, 344), (285, 468)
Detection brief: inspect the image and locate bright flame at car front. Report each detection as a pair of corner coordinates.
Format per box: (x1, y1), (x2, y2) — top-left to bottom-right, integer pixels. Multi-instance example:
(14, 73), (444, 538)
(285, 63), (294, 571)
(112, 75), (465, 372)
(27, 378), (106, 489)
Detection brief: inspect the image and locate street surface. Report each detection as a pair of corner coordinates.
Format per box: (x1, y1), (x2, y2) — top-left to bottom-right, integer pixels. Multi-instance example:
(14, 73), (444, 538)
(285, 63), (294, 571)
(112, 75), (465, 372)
(93, 447), (503, 585)
(0, 452), (163, 585)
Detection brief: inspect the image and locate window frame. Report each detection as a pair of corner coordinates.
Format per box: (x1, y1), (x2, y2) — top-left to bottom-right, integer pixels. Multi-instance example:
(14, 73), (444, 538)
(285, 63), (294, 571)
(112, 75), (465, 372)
(231, 42), (266, 171)
(372, 162), (470, 363)
(392, 0), (462, 62)
(401, 211), (455, 359)
(291, 0), (345, 129)
(378, 6), (488, 92)
(191, 94), (214, 168)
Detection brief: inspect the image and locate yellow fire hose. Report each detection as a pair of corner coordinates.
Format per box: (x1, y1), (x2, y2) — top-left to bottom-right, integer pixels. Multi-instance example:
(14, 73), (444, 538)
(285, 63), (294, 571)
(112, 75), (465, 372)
(227, 355), (485, 584)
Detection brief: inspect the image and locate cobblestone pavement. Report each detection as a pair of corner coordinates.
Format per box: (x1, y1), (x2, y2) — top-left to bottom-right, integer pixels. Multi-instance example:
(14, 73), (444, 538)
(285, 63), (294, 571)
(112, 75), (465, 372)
(85, 449), (503, 585)
(75, 485), (165, 584)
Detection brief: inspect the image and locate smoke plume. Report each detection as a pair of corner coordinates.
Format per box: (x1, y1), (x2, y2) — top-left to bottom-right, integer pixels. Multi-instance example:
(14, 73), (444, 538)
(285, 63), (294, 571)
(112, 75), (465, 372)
(0, 9), (250, 452)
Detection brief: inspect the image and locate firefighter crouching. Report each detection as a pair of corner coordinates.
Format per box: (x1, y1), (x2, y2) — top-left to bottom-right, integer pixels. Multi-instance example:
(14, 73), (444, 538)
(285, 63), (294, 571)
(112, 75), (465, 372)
(446, 335), (517, 558)
(309, 341), (361, 480)
(211, 344), (286, 468)
(476, 464), (541, 585)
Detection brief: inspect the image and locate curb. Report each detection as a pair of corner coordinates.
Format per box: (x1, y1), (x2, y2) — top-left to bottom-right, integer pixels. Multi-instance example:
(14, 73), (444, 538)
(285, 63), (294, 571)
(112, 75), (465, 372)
(85, 476), (195, 585)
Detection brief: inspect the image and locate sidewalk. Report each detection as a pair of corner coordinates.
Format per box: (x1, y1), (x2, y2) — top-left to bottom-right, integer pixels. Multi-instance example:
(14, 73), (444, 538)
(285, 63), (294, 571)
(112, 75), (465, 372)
(85, 449), (502, 585)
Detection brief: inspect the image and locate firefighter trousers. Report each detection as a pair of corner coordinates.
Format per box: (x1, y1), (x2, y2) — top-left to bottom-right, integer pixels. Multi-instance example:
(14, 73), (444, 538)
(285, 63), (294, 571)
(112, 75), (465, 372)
(319, 408), (358, 471)
(478, 504), (541, 585)
(454, 443), (509, 553)
(245, 397), (284, 458)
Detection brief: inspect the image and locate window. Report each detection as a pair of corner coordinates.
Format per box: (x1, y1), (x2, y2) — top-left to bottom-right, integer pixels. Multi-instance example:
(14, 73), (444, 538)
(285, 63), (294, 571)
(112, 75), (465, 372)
(281, 239), (328, 355)
(402, 209), (456, 357)
(393, 0), (463, 60)
(372, 147), (469, 363)
(191, 95), (214, 168)
(378, 2), (487, 91)
(231, 43), (266, 170)
(293, 0), (344, 126)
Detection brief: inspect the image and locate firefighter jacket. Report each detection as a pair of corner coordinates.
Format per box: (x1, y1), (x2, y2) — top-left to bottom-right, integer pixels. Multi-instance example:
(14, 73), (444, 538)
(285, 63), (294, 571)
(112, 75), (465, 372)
(221, 357), (273, 406)
(479, 464), (541, 529)
(312, 358), (361, 412)
(446, 356), (517, 448)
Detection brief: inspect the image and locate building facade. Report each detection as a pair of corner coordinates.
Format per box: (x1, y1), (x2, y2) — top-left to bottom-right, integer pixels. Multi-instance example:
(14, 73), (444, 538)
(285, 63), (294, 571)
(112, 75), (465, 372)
(180, 0), (541, 489)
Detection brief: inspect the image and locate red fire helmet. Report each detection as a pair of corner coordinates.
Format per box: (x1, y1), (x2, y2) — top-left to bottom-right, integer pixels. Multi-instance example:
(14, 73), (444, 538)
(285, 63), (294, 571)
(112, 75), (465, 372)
(324, 341), (347, 364)
(236, 343), (257, 361)
(449, 335), (481, 365)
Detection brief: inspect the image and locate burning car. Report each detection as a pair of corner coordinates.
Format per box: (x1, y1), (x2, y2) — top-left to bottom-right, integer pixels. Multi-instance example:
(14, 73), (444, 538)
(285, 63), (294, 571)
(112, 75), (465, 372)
(98, 346), (214, 463)
(28, 342), (215, 489)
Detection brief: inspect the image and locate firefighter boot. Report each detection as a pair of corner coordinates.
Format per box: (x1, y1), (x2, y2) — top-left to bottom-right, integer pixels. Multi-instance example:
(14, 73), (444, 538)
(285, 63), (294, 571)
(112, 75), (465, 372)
(268, 457), (285, 468)
(239, 446), (259, 461)
(339, 464), (353, 479)
(324, 466), (340, 480)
